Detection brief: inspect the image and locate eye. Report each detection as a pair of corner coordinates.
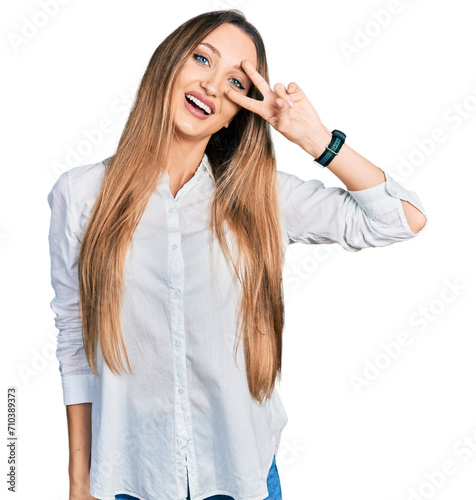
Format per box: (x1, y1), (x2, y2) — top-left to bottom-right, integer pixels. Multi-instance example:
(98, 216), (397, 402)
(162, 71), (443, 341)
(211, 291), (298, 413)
(192, 53), (246, 91)
(193, 53), (209, 66)
(230, 78), (245, 90)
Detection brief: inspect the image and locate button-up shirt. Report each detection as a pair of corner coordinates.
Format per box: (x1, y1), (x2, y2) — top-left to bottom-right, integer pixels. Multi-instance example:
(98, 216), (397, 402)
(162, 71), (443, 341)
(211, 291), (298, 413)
(47, 153), (428, 500)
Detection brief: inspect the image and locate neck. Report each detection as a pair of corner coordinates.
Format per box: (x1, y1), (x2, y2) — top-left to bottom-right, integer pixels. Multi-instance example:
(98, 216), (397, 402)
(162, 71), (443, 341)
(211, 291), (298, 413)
(165, 136), (209, 181)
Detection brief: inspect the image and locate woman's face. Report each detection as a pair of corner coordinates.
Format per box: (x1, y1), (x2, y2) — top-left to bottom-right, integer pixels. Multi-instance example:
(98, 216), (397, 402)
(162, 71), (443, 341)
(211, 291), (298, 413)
(171, 22), (258, 142)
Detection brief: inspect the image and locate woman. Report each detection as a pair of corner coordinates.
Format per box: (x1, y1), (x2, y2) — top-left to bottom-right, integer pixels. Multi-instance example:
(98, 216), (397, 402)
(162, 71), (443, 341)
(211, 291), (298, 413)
(47, 9), (428, 500)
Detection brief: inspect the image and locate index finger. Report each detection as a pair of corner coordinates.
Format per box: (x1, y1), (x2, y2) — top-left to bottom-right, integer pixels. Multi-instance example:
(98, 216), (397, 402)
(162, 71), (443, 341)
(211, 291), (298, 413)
(242, 59), (272, 98)
(226, 87), (263, 116)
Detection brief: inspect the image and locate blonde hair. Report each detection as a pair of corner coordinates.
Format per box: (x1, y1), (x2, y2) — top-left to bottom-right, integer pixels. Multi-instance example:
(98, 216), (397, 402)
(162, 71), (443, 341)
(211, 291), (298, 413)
(78, 10), (285, 405)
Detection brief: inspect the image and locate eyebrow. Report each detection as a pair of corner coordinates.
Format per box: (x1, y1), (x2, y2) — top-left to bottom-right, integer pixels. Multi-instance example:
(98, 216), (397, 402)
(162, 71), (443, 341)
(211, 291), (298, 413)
(199, 42), (249, 78)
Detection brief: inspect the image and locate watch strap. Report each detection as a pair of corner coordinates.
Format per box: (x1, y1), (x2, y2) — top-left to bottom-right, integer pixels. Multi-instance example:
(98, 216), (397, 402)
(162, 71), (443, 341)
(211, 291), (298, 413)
(313, 129), (346, 168)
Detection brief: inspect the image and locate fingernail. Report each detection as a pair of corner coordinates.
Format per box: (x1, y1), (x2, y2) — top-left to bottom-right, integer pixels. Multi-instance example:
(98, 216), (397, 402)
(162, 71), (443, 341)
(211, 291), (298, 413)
(287, 100), (294, 108)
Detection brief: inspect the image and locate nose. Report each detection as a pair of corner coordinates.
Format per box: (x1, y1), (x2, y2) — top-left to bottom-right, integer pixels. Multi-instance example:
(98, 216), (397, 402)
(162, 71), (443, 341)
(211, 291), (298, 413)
(200, 72), (222, 97)
(200, 81), (218, 98)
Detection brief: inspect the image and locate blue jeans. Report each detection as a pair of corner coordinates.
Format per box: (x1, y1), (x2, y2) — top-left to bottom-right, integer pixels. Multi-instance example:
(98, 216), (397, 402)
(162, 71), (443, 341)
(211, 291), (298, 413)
(115, 454), (282, 499)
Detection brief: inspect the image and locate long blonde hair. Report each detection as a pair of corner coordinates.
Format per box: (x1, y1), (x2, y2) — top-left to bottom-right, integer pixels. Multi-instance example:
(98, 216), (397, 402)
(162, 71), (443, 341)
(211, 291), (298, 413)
(78, 10), (285, 405)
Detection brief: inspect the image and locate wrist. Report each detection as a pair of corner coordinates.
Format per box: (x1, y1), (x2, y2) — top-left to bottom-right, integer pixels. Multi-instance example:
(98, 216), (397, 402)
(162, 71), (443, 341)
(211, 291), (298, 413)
(69, 462), (90, 478)
(300, 126), (333, 159)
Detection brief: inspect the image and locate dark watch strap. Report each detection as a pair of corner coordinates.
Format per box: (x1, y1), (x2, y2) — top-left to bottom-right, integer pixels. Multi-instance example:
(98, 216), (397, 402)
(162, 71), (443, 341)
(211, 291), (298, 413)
(313, 130), (346, 168)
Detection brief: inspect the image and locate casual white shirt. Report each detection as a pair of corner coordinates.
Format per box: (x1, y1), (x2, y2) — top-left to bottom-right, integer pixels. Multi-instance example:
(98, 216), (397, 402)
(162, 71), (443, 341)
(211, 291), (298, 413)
(47, 153), (428, 500)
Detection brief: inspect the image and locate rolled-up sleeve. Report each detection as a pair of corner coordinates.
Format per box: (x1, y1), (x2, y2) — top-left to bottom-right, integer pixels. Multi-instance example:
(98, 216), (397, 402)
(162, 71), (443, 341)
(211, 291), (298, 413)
(277, 168), (428, 251)
(47, 170), (96, 405)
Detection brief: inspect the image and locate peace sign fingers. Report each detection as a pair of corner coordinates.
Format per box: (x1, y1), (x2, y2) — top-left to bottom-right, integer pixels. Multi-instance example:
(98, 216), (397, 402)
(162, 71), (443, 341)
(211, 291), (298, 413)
(241, 59), (272, 99)
(225, 58), (326, 147)
(226, 59), (273, 118)
(226, 87), (262, 116)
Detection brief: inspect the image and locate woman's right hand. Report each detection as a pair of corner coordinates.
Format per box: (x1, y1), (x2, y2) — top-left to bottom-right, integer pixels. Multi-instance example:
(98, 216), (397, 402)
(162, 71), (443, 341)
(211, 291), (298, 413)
(69, 472), (99, 500)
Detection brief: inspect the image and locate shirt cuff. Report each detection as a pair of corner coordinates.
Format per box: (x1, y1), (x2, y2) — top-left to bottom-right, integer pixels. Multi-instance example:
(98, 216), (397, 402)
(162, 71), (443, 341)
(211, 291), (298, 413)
(62, 373), (96, 405)
(348, 169), (429, 236)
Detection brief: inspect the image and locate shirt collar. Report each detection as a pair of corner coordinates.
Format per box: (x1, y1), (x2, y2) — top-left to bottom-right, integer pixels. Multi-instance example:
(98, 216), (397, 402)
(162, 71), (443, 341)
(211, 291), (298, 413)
(200, 153), (213, 180)
(102, 154), (214, 181)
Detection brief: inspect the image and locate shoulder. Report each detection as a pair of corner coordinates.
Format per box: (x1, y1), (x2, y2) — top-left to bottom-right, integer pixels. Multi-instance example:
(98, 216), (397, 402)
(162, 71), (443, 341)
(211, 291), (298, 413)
(68, 157), (109, 201)
(48, 157), (110, 232)
(275, 169), (299, 200)
(276, 168), (300, 189)
(49, 157), (108, 198)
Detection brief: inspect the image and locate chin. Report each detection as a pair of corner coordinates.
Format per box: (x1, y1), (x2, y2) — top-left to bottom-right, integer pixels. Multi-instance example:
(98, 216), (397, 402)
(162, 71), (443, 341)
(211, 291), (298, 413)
(173, 115), (225, 140)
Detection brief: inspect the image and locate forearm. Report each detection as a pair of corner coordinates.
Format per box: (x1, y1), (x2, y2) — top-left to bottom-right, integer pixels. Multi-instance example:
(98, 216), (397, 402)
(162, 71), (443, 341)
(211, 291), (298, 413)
(66, 403), (92, 479)
(299, 125), (385, 190)
(299, 125), (427, 234)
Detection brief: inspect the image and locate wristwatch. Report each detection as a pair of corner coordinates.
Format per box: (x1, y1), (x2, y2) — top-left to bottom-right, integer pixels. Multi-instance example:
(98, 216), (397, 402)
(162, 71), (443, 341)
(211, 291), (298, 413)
(313, 129), (346, 168)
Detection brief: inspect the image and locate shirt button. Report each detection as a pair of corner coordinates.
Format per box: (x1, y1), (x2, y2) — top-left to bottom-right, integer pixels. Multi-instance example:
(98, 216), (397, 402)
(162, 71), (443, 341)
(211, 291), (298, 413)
(174, 340), (181, 347)
(178, 388), (184, 394)
(168, 207), (175, 214)
(187, 437), (192, 444)
(391, 188), (398, 196)
(171, 244), (177, 250)
(173, 291), (180, 299)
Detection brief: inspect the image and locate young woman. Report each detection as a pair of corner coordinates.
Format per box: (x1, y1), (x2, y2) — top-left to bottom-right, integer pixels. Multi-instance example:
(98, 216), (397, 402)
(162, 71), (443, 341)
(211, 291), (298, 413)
(47, 9), (428, 500)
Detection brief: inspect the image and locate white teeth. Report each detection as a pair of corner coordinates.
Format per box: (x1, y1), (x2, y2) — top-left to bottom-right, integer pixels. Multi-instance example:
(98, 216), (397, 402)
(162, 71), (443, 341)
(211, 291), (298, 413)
(185, 94), (212, 115)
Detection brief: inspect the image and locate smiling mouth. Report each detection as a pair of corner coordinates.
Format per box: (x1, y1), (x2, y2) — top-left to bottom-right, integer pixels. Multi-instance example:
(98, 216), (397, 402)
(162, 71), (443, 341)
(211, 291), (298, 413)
(184, 94), (213, 116)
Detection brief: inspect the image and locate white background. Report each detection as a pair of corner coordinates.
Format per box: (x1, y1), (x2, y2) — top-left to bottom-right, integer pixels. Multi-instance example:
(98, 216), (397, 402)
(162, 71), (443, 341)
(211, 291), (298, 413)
(2, 0), (475, 499)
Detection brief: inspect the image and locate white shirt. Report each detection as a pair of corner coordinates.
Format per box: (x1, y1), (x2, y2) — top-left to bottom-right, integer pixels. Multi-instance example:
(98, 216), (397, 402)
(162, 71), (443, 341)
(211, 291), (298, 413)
(47, 153), (428, 500)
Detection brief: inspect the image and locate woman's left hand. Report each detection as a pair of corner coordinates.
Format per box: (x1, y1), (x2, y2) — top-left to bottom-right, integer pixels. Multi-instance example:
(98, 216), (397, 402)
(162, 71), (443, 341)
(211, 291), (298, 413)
(226, 59), (326, 147)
